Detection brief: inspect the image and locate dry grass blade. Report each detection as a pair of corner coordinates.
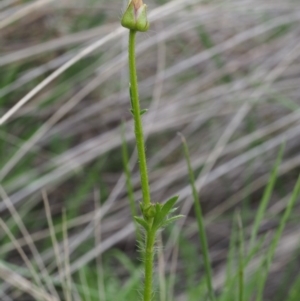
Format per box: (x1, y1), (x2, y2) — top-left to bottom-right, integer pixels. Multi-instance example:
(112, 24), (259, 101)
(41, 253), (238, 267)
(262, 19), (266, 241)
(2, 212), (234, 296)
(62, 209), (72, 301)
(0, 185), (60, 298)
(42, 190), (70, 301)
(2, 0), (300, 299)
(0, 263), (58, 301)
(0, 0), (56, 30)
(0, 218), (43, 289)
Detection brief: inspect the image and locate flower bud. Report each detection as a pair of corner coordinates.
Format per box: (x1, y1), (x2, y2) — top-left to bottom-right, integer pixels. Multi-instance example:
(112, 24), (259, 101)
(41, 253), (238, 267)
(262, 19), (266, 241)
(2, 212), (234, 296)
(121, 0), (149, 32)
(140, 203), (156, 219)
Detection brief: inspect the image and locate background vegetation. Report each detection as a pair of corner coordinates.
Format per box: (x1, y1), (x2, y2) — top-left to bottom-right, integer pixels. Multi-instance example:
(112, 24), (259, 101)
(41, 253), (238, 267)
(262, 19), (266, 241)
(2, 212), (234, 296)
(1, 0), (300, 300)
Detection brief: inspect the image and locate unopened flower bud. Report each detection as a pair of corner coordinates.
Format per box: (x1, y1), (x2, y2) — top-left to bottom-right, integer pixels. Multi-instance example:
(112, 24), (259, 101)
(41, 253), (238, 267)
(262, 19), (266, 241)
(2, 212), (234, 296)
(121, 0), (149, 32)
(141, 203), (156, 219)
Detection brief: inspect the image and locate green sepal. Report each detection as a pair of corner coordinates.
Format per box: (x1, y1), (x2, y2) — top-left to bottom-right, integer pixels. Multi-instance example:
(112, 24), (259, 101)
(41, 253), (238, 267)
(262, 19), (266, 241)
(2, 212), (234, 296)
(121, 4), (136, 31)
(121, 2), (149, 32)
(135, 6), (149, 32)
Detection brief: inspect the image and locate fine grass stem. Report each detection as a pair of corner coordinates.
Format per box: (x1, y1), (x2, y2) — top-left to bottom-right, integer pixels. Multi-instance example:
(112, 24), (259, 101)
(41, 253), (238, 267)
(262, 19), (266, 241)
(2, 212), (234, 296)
(79, 268), (92, 301)
(237, 213), (245, 301)
(158, 233), (167, 301)
(0, 218), (43, 291)
(62, 209), (72, 301)
(42, 190), (69, 301)
(121, 122), (140, 241)
(0, 185), (59, 299)
(224, 221), (237, 290)
(255, 174), (300, 301)
(287, 273), (300, 301)
(180, 133), (216, 301)
(93, 190), (106, 301)
(249, 145), (284, 250)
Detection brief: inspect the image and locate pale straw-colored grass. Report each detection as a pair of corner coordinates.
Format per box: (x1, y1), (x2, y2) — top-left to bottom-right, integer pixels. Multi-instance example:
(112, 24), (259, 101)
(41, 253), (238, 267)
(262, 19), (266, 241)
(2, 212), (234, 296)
(1, 0), (300, 299)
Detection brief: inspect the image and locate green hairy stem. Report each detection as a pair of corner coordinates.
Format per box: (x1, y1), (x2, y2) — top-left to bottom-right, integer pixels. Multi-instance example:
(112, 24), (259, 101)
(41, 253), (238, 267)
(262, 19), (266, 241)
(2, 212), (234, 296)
(128, 29), (153, 301)
(123, 3), (181, 301)
(128, 30), (151, 208)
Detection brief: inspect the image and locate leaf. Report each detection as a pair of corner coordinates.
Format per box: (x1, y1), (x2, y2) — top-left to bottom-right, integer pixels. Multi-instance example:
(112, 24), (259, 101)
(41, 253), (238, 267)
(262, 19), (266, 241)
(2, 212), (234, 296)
(152, 195), (179, 229)
(134, 216), (149, 231)
(140, 109), (148, 115)
(161, 215), (184, 228)
(129, 84), (133, 108)
(169, 207), (178, 214)
(160, 195), (179, 218)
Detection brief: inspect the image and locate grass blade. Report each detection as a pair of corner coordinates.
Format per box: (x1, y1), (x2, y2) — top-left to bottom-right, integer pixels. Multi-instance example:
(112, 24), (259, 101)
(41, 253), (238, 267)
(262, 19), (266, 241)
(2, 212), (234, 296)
(121, 122), (140, 241)
(237, 213), (245, 301)
(62, 209), (72, 301)
(249, 145), (284, 250)
(255, 174), (300, 301)
(180, 133), (216, 301)
(42, 190), (69, 301)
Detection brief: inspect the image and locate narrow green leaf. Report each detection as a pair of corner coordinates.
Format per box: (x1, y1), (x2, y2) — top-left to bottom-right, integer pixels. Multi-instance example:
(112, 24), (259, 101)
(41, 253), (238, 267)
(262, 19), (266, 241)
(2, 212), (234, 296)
(160, 196), (179, 217)
(140, 109), (148, 115)
(129, 84), (133, 108)
(152, 196), (179, 229)
(169, 207), (178, 214)
(134, 216), (149, 231)
(161, 215), (184, 228)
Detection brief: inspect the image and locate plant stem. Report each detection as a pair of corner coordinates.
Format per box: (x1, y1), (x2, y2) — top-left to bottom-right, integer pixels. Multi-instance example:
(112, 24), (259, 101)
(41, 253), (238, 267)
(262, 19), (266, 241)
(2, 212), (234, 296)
(128, 29), (151, 207)
(144, 229), (155, 301)
(128, 29), (154, 301)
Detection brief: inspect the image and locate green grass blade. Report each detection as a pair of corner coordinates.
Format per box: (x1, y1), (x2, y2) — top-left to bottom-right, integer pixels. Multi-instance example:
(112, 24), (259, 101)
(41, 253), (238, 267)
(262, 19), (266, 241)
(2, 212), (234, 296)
(255, 174), (300, 301)
(237, 213), (245, 301)
(79, 267), (92, 301)
(180, 134), (216, 301)
(220, 223), (267, 301)
(223, 218), (237, 292)
(274, 235), (300, 301)
(287, 273), (300, 301)
(121, 123), (140, 241)
(249, 145), (284, 250)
